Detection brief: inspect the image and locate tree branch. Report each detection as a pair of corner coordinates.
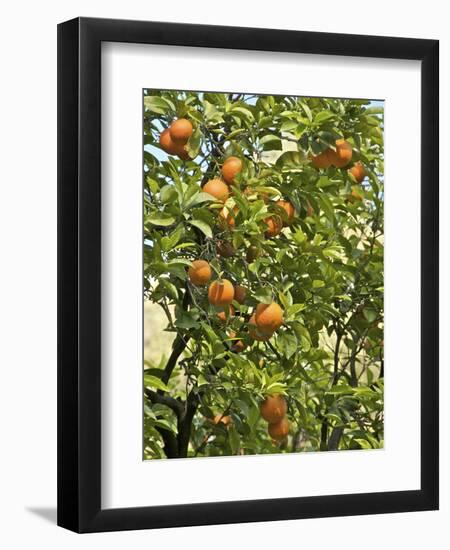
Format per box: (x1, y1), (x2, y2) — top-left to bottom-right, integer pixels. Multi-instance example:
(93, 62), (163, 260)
(320, 417), (328, 451)
(328, 426), (344, 451)
(145, 388), (183, 418)
(177, 391), (200, 458)
(160, 333), (190, 386)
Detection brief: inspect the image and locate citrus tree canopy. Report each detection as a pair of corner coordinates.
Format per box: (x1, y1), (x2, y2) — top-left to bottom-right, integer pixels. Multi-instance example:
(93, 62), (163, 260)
(143, 91), (384, 459)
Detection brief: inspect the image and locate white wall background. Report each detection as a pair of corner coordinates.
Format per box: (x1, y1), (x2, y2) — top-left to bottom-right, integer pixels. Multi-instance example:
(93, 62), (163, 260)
(0, 1), (446, 548)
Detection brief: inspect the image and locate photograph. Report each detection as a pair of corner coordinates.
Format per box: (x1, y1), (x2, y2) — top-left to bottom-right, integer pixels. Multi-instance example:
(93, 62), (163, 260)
(143, 89), (384, 460)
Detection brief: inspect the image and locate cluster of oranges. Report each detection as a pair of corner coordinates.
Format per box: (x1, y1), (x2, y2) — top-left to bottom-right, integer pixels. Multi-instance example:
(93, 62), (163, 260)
(201, 158), (296, 239)
(188, 257), (288, 442)
(311, 138), (366, 200)
(259, 394), (290, 442)
(187, 259), (284, 348)
(209, 394), (289, 444)
(159, 118), (194, 160)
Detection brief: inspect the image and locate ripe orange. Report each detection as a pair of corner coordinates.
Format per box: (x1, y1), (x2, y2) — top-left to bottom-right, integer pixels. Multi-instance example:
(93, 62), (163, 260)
(232, 339), (246, 353)
(221, 156), (243, 185)
(216, 240), (236, 258)
(169, 118), (193, 144)
(264, 215), (283, 238)
(275, 200), (295, 225)
(159, 128), (178, 155)
(329, 139), (352, 168)
(218, 206), (236, 230)
(203, 178), (230, 202)
(268, 417), (290, 441)
(174, 142), (191, 161)
(348, 162), (366, 183)
(246, 245), (261, 263)
(255, 302), (284, 335)
(248, 314), (273, 341)
(208, 279), (235, 307)
(311, 149), (333, 169)
(188, 259), (212, 286)
(212, 414), (232, 427)
(350, 188), (363, 201)
(234, 285), (247, 305)
(260, 394), (287, 424)
(216, 305), (235, 323)
(228, 331), (246, 353)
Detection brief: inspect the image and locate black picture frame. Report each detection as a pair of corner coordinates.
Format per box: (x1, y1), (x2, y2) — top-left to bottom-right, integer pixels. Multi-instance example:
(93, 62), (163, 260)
(57, 17), (439, 533)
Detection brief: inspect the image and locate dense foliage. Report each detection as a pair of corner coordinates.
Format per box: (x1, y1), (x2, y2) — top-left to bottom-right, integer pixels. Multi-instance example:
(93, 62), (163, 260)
(143, 90), (384, 459)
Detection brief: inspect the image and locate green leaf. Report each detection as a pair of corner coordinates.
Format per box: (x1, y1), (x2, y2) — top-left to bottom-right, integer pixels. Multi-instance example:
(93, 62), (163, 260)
(144, 96), (172, 115)
(318, 195), (335, 223)
(186, 192), (216, 208)
(276, 332), (298, 359)
(314, 110), (335, 124)
(186, 125), (202, 158)
(266, 382), (288, 395)
(159, 279), (179, 300)
(161, 226), (184, 251)
(253, 286), (272, 304)
(260, 134), (282, 150)
(230, 106), (254, 122)
(286, 303), (305, 320)
(188, 219), (213, 238)
(299, 101), (312, 122)
(203, 100), (224, 123)
(144, 375), (170, 392)
(147, 213), (176, 227)
(363, 308), (378, 323)
(160, 184), (177, 204)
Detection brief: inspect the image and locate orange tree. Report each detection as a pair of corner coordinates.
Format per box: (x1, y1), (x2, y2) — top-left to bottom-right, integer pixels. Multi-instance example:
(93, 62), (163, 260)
(143, 91), (384, 459)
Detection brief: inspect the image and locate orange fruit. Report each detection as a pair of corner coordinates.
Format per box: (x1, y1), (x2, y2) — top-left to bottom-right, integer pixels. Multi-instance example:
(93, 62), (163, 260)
(221, 156), (243, 185)
(212, 414), (232, 427)
(329, 139), (352, 168)
(169, 118), (193, 144)
(232, 339), (246, 353)
(216, 305), (235, 323)
(246, 245), (261, 263)
(348, 162), (366, 183)
(351, 188), (363, 201)
(216, 240), (236, 258)
(188, 259), (212, 286)
(159, 128), (178, 155)
(311, 149), (333, 169)
(275, 200), (295, 225)
(264, 215), (283, 238)
(234, 285), (247, 305)
(260, 394), (287, 424)
(255, 302), (283, 335)
(268, 417), (290, 441)
(228, 331), (246, 353)
(174, 142), (191, 161)
(203, 178), (230, 202)
(218, 206), (236, 230)
(248, 314), (273, 341)
(208, 279), (235, 307)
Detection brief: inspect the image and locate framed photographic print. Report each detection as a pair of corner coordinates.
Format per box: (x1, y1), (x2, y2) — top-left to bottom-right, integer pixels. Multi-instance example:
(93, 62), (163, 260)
(57, 17), (439, 533)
